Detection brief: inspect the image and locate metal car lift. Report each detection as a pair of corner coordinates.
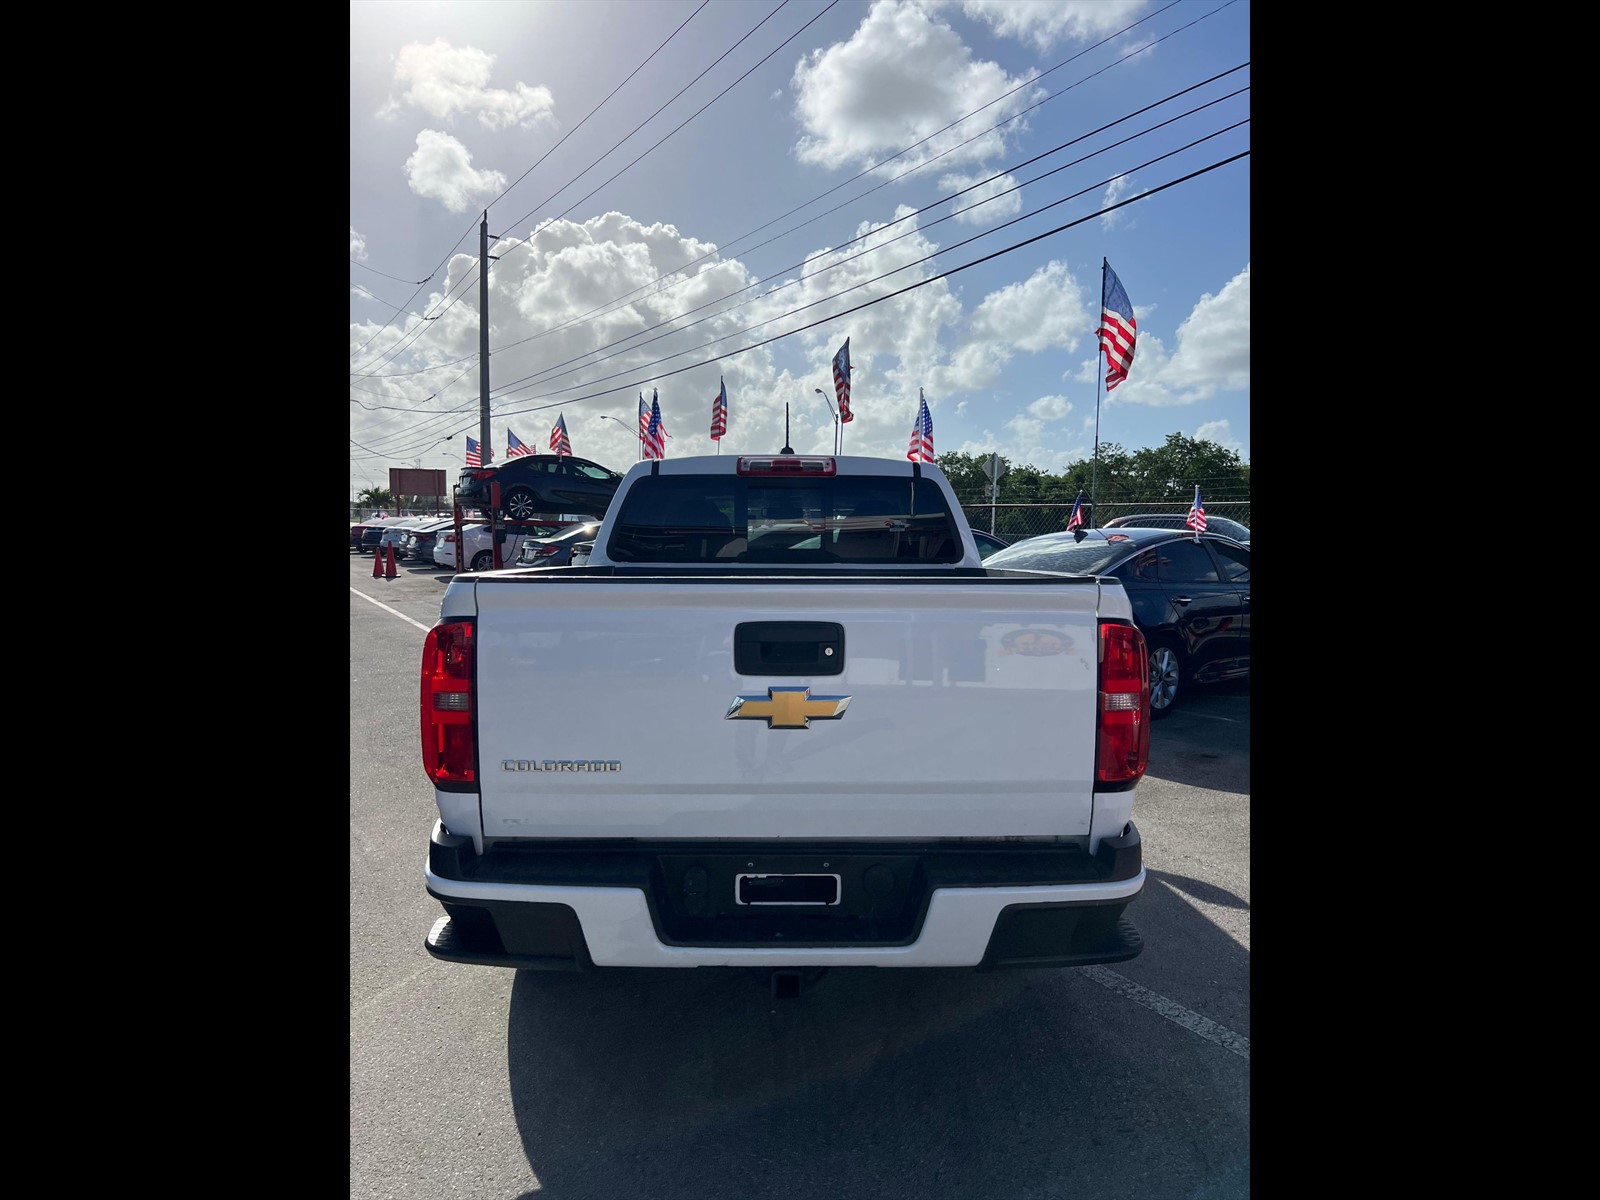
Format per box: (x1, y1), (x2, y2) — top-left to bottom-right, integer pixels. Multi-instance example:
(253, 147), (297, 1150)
(451, 480), (506, 572)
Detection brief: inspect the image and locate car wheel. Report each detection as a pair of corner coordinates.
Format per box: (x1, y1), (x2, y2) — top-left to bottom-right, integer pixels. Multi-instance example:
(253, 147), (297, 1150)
(1148, 639), (1183, 719)
(470, 550), (494, 571)
(503, 487), (537, 520)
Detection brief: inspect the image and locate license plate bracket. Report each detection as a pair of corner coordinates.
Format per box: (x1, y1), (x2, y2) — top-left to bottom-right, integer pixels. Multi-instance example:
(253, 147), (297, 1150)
(735, 873), (841, 906)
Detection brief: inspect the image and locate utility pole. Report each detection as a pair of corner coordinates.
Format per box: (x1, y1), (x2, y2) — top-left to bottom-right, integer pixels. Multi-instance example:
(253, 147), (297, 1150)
(479, 211), (493, 464)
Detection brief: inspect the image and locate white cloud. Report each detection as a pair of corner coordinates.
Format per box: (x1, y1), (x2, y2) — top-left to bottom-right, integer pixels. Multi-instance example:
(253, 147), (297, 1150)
(350, 214), (1243, 481)
(790, 0), (1039, 173)
(938, 170), (1022, 225)
(1159, 263), (1250, 398)
(404, 130), (509, 213)
(1098, 174), (1144, 230)
(948, 0), (1153, 52)
(351, 226), (368, 260)
(931, 261), (1088, 395)
(391, 40), (557, 130)
(1194, 419), (1244, 459)
(968, 260), (1091, 354)
(1027, 394), (1072, 421)
(351, 209), (968, 467)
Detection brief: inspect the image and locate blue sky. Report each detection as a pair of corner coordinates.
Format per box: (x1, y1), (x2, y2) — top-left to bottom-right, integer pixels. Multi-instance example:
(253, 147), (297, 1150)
(349, 0), (1250, 498)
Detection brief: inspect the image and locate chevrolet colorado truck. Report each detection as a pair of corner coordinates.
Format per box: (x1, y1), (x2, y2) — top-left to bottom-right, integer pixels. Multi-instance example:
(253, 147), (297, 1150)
(420, 452), (1150, 992)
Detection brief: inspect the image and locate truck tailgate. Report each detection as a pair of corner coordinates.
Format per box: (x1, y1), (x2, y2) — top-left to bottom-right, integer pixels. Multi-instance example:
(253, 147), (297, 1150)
(471, 578), (1104, 840)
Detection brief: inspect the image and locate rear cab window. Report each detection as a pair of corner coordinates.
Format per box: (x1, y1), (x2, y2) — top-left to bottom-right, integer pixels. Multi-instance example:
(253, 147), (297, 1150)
(606, 475), (963, 564)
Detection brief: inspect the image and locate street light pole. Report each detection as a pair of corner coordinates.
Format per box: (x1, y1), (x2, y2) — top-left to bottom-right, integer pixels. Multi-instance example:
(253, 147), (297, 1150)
(598, 414), (641, 462)
(814, 389), (839, 455)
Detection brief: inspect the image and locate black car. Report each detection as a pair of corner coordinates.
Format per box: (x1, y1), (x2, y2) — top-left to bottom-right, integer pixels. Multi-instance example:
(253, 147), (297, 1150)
(983, 526), (1249, 718)
(1102, 512), (1250, 544)
(971, 529), (1008, 559)
(458, 455), (623, 521)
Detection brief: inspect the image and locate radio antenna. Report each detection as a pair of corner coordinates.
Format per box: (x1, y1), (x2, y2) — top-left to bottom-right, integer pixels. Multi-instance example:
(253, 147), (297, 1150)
(781, 403), (794, 455)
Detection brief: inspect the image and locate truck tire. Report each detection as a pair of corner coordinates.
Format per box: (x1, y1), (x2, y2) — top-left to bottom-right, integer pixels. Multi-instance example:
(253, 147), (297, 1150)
(1148, 638), (1183, 719)
(470, 550), (494, 571)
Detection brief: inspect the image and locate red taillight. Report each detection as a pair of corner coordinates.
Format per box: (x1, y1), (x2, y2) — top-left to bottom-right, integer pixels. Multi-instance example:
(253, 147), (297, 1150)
(737, 456), (837, 476)
(1096, 622), (1150, 785)
(421, 621), (475, 785)
(531, 544), (560, 556)
(470, 469), (495, 481)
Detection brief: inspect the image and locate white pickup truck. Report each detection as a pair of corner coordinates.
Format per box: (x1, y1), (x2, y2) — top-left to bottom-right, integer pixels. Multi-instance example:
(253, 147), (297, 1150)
(420, 452), (1150, 994)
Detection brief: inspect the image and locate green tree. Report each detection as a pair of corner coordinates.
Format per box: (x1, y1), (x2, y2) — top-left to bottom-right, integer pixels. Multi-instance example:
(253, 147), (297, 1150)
(357, 487), (393, 508)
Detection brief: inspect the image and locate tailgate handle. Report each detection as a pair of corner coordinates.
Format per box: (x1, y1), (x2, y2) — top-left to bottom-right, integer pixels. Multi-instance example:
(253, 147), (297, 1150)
(734, 622), (845, 676)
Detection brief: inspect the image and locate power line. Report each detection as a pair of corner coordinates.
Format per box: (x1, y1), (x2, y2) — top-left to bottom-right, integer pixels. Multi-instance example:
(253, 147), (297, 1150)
(394, 151), (1250, 453)
(490, 74), (1248, 398)
(349, 0), (802, 379)
(353, 0), (842, 379)
(493, 122), (1249, 408)
(510, 0), (1201, 353)
(360, 0), (1232, 382)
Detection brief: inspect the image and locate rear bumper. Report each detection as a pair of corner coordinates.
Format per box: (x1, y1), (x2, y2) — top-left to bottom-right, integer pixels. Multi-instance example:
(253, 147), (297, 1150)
(423, 821), (1144, 970)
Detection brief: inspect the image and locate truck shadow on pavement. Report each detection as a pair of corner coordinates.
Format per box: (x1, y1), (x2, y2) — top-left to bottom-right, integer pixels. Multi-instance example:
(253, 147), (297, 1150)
(502, 870), (1250, 1200)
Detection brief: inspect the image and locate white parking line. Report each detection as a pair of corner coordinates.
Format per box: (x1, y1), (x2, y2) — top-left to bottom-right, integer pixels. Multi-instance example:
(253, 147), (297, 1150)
(350, 587), (433, 633)
(1081, 965), (1250, 1060)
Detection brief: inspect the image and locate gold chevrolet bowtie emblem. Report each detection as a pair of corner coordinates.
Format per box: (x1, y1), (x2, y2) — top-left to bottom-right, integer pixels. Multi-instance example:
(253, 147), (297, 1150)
(726, 686), (852, 729)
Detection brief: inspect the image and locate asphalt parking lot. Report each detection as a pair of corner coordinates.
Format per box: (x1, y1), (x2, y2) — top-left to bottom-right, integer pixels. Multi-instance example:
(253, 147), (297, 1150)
(351, 550), (1250, 1200)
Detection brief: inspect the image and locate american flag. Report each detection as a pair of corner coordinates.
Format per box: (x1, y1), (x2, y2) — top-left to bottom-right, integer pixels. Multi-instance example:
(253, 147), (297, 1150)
(1097, 258), (1136, 392)
(507, 429), (534, 458)
(643, 389), (668, 459)
(906, 389), (934, 462)
(710, 377), (727, 441)
(832, 338), (853, 423)
(638, 392), (650, 449)
(548, 414), (571, 456)
(1186, 485), (1206, 539)
(1065, 491), (1086, 531)
(465, 436), (481, 467)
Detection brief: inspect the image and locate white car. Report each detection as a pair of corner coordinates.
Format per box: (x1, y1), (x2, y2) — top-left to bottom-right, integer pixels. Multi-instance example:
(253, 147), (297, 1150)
(433, 519), (577, 572)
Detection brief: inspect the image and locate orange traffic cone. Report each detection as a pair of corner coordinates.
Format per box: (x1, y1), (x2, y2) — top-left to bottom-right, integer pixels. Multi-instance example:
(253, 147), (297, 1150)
(372, 544), (384, 578)
(385, 543), (399, 579)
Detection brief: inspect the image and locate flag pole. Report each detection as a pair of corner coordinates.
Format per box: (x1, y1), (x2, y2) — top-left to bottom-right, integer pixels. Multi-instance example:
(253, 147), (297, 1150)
(1091, 258), (1105, 528)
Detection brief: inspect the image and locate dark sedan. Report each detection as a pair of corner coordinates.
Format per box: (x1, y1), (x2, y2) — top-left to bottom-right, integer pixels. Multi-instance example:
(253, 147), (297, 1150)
(514, 521), (603, 567)
(983, 526), (1249, 717)
(458, 455), (623, 521)
(399, 518), (455, 563)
